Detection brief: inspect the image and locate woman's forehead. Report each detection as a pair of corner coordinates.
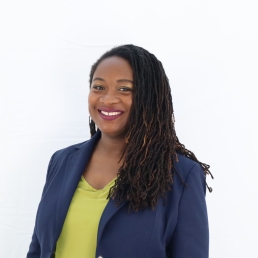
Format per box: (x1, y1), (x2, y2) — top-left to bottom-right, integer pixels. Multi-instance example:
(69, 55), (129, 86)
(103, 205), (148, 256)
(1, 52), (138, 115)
(93, 56), (133, 81)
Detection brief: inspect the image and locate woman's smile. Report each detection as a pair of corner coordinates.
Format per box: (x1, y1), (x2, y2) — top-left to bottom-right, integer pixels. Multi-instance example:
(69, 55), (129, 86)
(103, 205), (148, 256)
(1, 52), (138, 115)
(98, 107), (124, 120)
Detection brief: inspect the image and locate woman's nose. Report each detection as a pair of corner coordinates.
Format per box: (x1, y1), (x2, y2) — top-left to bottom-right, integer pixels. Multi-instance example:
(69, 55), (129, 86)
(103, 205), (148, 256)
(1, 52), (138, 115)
(100, 92), (120, 105)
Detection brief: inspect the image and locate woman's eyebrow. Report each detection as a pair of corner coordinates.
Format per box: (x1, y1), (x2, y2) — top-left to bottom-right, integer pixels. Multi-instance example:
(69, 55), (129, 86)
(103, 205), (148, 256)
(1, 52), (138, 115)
(92, 77), (104, 82)
(116, 79), (134, 83)
(92, 78), (133, 83)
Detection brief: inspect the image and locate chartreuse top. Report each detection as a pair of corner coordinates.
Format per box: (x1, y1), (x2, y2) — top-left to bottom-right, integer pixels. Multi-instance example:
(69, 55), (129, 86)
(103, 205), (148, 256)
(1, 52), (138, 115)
(55, 176), (116, 258)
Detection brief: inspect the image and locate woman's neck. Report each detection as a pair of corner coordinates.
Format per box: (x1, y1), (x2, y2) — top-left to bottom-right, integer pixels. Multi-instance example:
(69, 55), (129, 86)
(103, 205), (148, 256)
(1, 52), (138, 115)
(96, 134), (127, 160)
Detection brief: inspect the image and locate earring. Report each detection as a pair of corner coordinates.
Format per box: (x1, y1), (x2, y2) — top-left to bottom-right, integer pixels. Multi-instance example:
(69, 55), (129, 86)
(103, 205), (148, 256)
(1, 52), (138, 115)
(89, 117), (97, 137)
(172, 113), (176, 123)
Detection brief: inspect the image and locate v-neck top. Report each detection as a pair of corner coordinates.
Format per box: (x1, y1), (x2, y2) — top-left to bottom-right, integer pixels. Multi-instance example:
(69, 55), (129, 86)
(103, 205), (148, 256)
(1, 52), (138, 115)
(55, 176), (116, 258)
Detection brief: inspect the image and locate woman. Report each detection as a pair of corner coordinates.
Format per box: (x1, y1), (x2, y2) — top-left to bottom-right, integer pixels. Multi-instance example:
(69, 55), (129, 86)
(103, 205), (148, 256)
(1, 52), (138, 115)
(27, 44), (212, 258)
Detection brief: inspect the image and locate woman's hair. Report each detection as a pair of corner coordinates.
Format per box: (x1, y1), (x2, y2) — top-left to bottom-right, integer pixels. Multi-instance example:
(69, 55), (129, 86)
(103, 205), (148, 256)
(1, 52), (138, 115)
(89, 44), (213, 211)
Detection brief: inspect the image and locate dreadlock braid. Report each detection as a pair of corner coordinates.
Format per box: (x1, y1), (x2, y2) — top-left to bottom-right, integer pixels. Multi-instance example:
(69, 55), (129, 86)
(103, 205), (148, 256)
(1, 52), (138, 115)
(88, 44), (213, 211)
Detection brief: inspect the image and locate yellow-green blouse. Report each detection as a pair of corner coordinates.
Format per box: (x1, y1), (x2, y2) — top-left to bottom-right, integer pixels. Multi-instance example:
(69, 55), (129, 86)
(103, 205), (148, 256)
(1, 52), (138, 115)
(55, 176), (116, 258)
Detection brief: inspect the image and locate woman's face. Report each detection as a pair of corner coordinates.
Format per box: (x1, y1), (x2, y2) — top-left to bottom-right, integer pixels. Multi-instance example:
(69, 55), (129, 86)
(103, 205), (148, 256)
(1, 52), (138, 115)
(88, 56), (133, 139)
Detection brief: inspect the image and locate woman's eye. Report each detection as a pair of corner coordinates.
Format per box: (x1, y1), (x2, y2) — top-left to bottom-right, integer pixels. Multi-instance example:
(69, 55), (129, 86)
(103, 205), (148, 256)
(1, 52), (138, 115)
(92, 85), (104, 90)
(119, 87), (132, 92)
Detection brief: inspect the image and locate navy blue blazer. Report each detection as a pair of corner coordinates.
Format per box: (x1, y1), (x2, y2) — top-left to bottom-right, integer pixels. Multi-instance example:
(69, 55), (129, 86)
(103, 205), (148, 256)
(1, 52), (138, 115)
(27, 131), (209, 258)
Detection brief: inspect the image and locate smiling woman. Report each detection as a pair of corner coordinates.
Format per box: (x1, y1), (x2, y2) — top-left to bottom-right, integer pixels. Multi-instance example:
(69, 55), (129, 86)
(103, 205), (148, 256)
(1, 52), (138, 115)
(27, 44), (212, 258)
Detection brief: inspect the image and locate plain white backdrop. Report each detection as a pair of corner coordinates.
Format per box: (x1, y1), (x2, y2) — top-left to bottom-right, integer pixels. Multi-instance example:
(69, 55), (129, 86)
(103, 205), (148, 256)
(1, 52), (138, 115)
(0, 0), (257, 257)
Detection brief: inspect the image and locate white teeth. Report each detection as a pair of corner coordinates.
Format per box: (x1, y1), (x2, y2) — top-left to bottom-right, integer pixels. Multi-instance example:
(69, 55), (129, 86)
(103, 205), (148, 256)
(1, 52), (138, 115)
(101, 111), (122, 116)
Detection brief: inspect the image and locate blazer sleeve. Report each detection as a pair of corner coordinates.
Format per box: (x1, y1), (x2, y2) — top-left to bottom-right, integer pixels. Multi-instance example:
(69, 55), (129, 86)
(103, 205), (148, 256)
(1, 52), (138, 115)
(26, 152), (56, 258)
(167, 164), (209, 258)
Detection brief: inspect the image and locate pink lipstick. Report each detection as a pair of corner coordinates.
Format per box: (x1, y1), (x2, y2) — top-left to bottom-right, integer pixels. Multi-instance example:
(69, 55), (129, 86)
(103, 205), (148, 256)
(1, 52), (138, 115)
(98, 108), (124, 121)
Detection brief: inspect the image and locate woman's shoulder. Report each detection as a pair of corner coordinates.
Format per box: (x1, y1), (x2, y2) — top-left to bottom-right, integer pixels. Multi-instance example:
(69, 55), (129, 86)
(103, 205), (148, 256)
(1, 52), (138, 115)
(43, 139), (91, 182)
(52, 132), (100, 160)
(55, 140), (89, 154)
(46, 139), (90, 170)
(174, 153), (206, 184)
(175, 152), (201, 168)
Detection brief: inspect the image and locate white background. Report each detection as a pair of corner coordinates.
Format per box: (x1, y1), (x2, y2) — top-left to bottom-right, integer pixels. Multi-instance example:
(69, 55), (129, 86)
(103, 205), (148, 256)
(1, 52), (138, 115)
(0, 0), (257, 257)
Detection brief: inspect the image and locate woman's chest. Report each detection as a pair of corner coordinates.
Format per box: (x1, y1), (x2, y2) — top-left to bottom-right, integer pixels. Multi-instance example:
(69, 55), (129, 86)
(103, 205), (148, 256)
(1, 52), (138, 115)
(37, 165), (179, 258)
(82, 152), (121, 190)
(95, 199), (177, 258)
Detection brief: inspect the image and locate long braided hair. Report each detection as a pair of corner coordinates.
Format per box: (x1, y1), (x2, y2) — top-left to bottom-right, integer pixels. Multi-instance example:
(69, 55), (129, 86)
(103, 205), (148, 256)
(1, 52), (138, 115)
(89, 44), (213, 211)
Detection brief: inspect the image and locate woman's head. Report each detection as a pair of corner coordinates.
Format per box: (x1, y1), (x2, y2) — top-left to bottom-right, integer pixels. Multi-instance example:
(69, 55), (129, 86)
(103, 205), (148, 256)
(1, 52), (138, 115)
(89, 45), (212, 211)
(89, 45), (175, 142)
(88, 56), (134, 138)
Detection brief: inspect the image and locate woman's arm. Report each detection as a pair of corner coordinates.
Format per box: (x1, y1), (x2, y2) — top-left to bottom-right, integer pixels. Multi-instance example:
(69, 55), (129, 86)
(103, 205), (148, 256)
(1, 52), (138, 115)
(26, 227), (41, 258)
(167, 164), (209, 258)
(26, 152), (56, 258)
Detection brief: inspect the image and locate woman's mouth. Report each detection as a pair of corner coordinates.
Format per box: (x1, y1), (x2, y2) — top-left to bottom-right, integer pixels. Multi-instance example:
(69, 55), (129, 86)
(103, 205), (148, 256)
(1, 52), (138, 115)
(98, 109), (124, 120)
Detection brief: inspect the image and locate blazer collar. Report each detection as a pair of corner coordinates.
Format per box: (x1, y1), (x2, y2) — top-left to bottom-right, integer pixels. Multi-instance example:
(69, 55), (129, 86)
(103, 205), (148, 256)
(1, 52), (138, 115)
(75, 130), (101, 150)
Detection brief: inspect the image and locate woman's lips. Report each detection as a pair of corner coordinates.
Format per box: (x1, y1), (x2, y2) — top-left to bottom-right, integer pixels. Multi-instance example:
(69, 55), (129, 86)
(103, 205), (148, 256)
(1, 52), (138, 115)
(98, 109), (124, 121)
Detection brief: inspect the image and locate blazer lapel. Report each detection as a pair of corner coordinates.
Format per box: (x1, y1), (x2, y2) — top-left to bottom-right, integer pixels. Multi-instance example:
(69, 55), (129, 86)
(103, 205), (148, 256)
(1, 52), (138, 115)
(97, 198), (127, 243)
(54, 130), (128, 245)
(54, 131), (101, 241)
